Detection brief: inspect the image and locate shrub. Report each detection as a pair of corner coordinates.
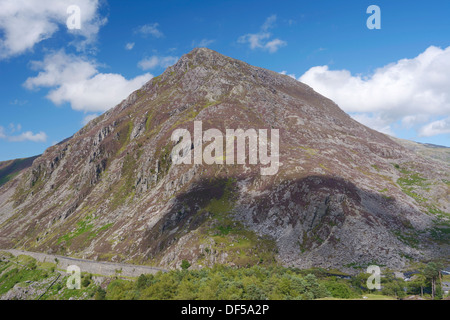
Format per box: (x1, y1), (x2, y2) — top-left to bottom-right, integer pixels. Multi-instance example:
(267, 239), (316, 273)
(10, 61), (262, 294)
(94, 287), (106, 300)
(324, 279), (357, 299)
(181, 260), (191, 270)
(81, 275), (91, 288)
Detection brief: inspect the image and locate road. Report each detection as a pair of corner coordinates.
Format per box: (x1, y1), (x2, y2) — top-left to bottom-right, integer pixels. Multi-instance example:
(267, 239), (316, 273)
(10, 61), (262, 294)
(0, 249), (167, 277)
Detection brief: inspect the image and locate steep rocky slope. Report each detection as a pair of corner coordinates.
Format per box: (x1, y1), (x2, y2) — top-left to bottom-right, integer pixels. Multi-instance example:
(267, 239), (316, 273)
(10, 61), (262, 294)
(0, 48), (448, 273)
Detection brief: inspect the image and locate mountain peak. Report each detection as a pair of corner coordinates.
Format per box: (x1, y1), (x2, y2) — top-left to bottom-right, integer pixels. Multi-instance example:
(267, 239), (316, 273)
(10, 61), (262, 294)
(189, 46), (217, 55)
(168, 46), (238, 75)
(186, 47), (226, 60)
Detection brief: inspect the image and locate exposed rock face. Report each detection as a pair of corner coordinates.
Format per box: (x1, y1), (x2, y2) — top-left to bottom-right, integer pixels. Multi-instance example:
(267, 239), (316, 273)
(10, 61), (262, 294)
(0, 48), (448, 273)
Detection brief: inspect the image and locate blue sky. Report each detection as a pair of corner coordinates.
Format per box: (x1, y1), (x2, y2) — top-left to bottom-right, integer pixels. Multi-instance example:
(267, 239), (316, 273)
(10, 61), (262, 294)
(1, 0), (450, 161)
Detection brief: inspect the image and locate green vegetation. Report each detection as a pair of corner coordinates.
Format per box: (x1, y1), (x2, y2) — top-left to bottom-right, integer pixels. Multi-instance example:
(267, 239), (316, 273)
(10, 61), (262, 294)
(109, 153), (137, 210)
(379, 273), (408, 299)
(194, 178), (278, 267)
(323, 278), (360, 299)
(181, 260), (191, 270)
(1, 252), (447, 300)
(104, 265), (331, 300)
(170, 99), (221, 130)
(57, 214), (113, 247)
(393, 165), (429, 203)
(422, 262), (445, 299)
(429, 226), (450, 242)
(392, 230), (420, 248)
(0, 171), (20, 186)
(157, 144), (172, 178)
(58, 214), (96, 245)
(117, 121), (133, 155)
(103, 263), (449, 300)
(0, 157), (37, 186)
(397, 172), (427, 188)
(0, 253), (98, 300)
(343, 261), (386, 270)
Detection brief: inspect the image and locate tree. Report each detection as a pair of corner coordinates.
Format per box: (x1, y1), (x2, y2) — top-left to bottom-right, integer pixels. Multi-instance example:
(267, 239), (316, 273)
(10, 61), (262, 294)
(324, 279), (357, 299)
(407, 273), (426, 297)
(381, 279), (405, 299)
(423, 262), (444, 299)
(136, 274), (152, 290)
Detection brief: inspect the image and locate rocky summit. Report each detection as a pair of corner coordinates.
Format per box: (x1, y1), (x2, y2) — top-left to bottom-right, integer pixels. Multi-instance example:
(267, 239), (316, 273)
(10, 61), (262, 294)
(0, 48), (448, 273)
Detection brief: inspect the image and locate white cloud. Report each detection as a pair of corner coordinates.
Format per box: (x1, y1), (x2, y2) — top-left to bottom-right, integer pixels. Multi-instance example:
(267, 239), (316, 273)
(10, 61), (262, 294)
(239, 32), (270, 50)
(279, 71), (296, 79)
(261, 15), (277, 31)
(419, 117), (450, 137)
(8, 123), (22, 133)
(0, 126), (47, 142)
(24, 50), (153, 113)
(135, 23), (163, 38)
(82, 114), (99, 125)
(192, 38), (215, 48)
(125, 42), (135, 50)
(138, 55), (178, 70)
(298, 46), (450, 137)
(8, 131), (47, 142)
(0, 0), (105, 59)
(265, 39), (287, 53)
(350, 114), (395, 136)
(238, 15), (286, 53)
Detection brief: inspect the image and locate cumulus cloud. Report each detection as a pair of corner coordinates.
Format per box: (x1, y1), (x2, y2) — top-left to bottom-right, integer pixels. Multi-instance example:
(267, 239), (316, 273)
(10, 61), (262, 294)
(238, 15), (286, 53)
(419, 117), (450, 137)
(24, 50), (153, 113)
(0, 0), (105, 59)
(135, 23), (164, 38)
(297, 46), (450, 138)
(0, 125), (47, 142)
(138, 55), (178, 70)
(350, 113), (395, 136)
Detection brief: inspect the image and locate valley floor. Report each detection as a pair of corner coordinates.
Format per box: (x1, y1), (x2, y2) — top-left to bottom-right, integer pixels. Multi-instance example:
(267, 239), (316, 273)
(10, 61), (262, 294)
(1, 249), (448, 300)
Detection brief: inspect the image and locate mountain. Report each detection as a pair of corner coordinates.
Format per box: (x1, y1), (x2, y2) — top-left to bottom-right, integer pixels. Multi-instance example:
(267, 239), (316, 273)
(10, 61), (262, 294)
(390, 136), (450, 165)
(0, 48), (448, 273)
(0, 156), (39, 187)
